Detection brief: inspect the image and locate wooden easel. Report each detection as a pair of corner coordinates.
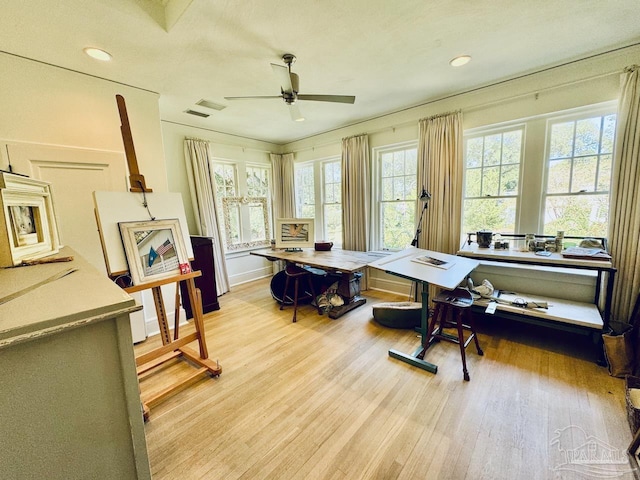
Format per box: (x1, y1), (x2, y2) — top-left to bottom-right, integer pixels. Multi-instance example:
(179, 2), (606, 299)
(125, 272), (221, 419)
(115, 95), (221, 419)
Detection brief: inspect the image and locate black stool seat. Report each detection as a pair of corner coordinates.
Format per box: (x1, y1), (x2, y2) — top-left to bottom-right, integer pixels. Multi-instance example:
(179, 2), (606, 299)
(425, 287), (483, 381)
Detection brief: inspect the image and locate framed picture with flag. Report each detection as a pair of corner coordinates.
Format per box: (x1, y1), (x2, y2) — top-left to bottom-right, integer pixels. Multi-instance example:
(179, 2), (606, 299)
(118, 218), (190, 285)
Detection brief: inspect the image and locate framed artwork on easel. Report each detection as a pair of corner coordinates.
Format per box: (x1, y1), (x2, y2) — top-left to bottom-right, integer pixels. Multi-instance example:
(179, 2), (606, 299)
(119, 219), (191, 285)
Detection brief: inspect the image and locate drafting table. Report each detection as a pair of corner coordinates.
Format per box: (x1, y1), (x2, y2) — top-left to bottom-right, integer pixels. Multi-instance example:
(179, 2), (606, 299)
(368, 247), (479, 373)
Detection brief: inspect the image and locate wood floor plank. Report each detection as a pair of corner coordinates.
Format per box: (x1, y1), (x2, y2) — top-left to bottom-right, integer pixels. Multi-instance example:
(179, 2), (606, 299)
(137, 277), (635, 480)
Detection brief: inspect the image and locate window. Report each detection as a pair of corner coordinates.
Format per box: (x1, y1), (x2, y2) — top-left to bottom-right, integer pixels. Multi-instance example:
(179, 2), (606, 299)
(462, 103), (616, 239)
(212, 161), (271, 251)
(463, 127), (523, 235)
(322, 160), (342, 245)
(543, 113), (615, 237)
(294, 163), (315, 218)
(376, 144), (418, 250)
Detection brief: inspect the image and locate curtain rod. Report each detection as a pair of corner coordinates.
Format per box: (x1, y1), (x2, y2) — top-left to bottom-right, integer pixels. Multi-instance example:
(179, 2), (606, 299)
(290, 66), (625, 155)
(419, 110), (461, 122)
(183, 135), (274, 155)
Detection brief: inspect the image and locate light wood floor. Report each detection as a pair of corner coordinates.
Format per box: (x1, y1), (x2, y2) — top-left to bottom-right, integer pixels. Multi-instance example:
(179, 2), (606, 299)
(136, 278), (635, 480)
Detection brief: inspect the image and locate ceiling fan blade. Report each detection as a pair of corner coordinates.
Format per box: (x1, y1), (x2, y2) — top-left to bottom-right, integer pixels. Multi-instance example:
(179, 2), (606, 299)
(271, 63), (294, 93)
(289, 103), (304, 122)
(297, 94), (356, 104)
(224, 95), (283, 100)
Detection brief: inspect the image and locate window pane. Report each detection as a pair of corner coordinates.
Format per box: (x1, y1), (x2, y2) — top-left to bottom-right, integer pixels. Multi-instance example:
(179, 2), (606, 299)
(543, 194), (609, 237)
(393, 177), (405, 200)
(601, 115), (616, 153)
(483, 134), (502, 166)
(406, 149), (417, 173)
(324, 204), (342, 243)
(382, 201), (415, 250)
(501, 164), (519, 195)
(214, 164), (236, 197)
(381, 177), (393, 201)
(571, 156), (597, 193)
(549, 122), (574, 159)
(547, 159), (571, 194)
(466, 137), (483, 168)
(597, 154), (612, 192)
(299, 204), (315, 218)
(248, 203), (265, 241)
(462, 198), (517, 234)
(483, 166), (500, 196)
(393, 153), (404, 176)
(574, 117), (602, 156)
(381, 154), (393, 176)
(405, 176), (417, 200)
(502, 130), (522, 164)
(465, 168), (482, 198)
(246, 166), (269, 197)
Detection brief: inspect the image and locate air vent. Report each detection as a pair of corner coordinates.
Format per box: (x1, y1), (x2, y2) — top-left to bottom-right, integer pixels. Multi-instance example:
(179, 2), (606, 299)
(184, 109), (210, 118)
(196, 99), (226, 111)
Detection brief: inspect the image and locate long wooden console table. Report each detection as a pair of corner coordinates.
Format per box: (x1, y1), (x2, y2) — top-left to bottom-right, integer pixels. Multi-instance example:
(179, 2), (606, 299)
(251, 248), (375, 318)
(457, 242), (616, 332)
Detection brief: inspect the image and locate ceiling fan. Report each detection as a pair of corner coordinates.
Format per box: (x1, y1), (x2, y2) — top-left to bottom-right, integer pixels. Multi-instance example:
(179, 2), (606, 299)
(224, 54), (356, 122)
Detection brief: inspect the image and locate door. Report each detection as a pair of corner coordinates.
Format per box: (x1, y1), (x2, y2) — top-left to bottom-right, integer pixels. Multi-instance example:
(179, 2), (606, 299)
(6, 142), (126, 273)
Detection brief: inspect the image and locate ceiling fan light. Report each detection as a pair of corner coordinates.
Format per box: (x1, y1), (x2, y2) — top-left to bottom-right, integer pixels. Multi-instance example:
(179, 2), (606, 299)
(450, 55), (471, 67)
(84, 47), (112, 62)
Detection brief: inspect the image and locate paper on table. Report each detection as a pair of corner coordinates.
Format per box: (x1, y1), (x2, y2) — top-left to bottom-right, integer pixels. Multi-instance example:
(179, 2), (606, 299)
(411, 255), (455, 270)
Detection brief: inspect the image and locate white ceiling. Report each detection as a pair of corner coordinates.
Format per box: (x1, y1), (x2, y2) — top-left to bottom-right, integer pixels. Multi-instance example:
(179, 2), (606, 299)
(2, 0), (639, 145)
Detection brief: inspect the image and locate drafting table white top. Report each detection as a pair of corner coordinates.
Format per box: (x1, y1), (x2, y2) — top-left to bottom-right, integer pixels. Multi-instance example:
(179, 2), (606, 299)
(368, 247), (479, 289)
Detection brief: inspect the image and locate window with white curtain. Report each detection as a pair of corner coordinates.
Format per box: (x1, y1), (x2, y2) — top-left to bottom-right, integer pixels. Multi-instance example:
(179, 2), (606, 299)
(543, 111), (615, 237)
(294, 162), (315, 218)
(462, 102), (616, 238)
(373, 143), (418, 250)
(212, 160), (272, 251)
(462, 126), (523, 235)
(293, 157), (342, 245)
(322, 159), (342, 245)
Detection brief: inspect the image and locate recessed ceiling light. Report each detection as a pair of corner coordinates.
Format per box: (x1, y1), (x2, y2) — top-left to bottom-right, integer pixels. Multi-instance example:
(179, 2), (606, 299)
(295, 117), (305, 122)
(450, 55), (471, 67)
(83, 47), (112, 62)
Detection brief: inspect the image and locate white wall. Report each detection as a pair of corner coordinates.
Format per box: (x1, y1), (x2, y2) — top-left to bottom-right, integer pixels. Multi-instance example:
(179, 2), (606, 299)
(0, 53), (167, 192)
(161, 121), (280, 286)
(0, 52), (174, 339)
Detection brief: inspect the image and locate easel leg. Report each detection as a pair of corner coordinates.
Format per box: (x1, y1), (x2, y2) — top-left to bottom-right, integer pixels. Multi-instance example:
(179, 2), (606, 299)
(185, 277), (209, 359)
(152, 286), (171, 345)
(173, 282), (180, 340)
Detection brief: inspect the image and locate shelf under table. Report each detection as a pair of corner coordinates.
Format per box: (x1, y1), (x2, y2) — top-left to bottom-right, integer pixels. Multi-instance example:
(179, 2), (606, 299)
(472, 291), (603, 331)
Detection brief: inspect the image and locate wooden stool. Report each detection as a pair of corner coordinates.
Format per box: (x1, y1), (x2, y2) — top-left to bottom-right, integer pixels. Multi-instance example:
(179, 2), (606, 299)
(425, 287), (483, 381)
(280, 264), (320, 322)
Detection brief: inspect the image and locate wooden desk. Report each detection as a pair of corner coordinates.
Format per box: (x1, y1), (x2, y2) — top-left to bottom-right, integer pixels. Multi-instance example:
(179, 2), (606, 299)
(251, 248), (376, 318)
(368, 247), (479, 373)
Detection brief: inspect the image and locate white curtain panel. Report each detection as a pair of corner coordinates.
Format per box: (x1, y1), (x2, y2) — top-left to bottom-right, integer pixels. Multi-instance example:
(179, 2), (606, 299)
(270, 152), (296, 219)
(183, 138), (230, 295)
(341, 134), (370, 290)
(416, 111), (463, 254)
(341, 134), (371, 251)
(609, 65), (640, 324)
